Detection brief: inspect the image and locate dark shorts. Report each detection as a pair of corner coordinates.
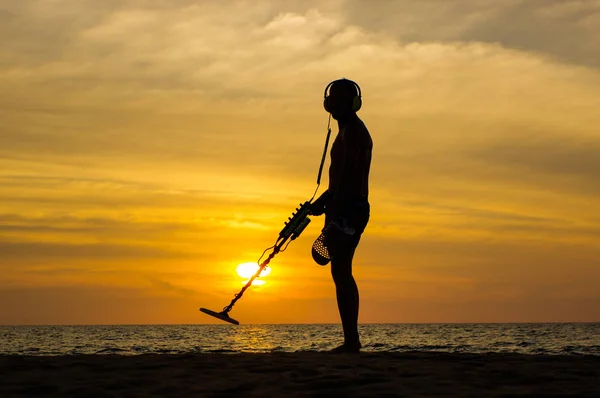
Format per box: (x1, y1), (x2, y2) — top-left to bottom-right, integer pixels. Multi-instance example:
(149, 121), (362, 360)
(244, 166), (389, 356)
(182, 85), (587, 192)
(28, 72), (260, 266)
(324, 202), (370, 259)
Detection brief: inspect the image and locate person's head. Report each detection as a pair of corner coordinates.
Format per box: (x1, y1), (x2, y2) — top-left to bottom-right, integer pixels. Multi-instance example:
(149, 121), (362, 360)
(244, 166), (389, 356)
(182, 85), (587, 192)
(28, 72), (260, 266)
(323, 78), (362, 120)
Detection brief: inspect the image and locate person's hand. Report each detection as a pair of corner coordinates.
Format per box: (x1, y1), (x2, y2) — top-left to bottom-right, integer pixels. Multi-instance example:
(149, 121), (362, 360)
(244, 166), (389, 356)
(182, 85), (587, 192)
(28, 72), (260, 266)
(308, 190), (329, 216)
(308, 201), (326, 216)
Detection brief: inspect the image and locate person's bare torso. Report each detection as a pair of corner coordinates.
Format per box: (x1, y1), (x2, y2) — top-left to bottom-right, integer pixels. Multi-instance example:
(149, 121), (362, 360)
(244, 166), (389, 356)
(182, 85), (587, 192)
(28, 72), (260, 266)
(327, 117), (372, 217)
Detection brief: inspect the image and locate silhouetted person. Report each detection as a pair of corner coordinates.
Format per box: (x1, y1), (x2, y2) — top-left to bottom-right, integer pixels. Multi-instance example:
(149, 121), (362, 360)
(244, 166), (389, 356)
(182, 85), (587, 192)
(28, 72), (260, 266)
(309, 78), (372, 353)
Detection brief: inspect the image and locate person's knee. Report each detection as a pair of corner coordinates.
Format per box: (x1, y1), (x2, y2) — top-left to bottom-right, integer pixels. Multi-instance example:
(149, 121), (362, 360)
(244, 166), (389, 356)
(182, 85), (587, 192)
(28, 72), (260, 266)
(331, 261), (352, 285)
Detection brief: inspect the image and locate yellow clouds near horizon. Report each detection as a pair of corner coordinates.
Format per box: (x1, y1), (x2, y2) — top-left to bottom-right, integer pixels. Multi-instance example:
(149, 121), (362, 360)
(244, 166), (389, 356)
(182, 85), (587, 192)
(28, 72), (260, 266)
(1, 0), (599, 324)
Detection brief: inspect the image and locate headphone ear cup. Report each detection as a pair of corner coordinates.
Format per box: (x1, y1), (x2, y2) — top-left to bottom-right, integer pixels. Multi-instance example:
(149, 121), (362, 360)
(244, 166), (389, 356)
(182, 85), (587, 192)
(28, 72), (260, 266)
(323, 96), (330, 113)
(324, 92), (361, 112)
(352, 96), (362, 112)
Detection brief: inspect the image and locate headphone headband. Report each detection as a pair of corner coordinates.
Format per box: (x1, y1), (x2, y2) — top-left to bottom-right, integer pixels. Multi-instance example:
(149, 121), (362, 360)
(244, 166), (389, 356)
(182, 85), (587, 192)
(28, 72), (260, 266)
(323, 78), (361, 99)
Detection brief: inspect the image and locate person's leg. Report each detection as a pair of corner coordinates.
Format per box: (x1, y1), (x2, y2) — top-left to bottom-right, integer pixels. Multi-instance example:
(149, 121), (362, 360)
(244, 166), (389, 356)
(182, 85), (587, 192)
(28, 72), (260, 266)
(326, 206), (369, 353)
(330, 234), (361, 350)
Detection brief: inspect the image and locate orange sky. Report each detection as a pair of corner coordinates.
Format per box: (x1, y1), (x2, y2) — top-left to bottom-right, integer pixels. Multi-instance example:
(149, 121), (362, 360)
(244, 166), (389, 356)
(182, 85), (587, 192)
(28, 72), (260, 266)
(1, 0), (600, 324)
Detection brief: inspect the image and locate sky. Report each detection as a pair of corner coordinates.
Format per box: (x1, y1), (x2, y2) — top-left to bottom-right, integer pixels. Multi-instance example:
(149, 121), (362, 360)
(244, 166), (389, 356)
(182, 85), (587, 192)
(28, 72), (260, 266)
(1, 0), (599, 324)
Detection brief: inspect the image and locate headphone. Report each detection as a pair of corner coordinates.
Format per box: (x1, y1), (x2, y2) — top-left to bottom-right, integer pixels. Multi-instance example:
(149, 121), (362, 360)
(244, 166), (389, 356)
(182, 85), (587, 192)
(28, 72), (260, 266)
(323, 78), (362, 113)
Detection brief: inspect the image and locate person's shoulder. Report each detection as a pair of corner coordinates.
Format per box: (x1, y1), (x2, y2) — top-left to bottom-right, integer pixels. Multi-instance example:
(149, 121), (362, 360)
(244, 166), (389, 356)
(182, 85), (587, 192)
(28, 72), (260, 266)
(345, 117), (366, 133)
(347, 117), (372, 145)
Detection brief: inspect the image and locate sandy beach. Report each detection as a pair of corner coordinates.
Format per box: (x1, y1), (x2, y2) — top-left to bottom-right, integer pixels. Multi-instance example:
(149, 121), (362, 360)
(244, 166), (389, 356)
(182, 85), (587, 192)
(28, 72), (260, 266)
(1, 352), (599, 397)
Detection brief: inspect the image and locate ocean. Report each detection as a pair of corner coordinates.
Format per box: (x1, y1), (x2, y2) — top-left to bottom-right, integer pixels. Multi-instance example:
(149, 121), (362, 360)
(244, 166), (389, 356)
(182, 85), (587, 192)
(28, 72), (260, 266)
(1, 323), (599, 356)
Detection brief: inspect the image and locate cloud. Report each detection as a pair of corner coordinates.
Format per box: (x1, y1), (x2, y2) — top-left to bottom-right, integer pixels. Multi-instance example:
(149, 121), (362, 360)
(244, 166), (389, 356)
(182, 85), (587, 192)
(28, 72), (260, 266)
(466, 134), (600, 197)
(462, 0), (600, 68)
(3, 1), (599, 196)
(2, 1), (599, 226)
(0, 241), (187, 260)
(343, 0), (600, 68)
(375, 126), (600, 204)
(148, 278), (197, 298)
(0, 1), (341, 106)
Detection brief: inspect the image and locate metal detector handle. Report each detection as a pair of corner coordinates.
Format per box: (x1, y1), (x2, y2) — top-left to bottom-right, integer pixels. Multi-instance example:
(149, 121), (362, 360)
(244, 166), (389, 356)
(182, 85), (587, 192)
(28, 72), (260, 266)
(278, 201), (312, 241)
(291, 217), (311, 240)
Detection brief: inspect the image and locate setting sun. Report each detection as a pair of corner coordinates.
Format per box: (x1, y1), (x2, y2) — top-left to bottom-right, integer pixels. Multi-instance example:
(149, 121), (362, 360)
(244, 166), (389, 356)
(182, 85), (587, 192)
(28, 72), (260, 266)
(236, 262), (271, 280)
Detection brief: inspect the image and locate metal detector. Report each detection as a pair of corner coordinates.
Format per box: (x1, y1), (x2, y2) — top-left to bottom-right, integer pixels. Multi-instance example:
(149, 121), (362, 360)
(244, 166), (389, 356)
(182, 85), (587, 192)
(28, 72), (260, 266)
(200, 115), (334, 325)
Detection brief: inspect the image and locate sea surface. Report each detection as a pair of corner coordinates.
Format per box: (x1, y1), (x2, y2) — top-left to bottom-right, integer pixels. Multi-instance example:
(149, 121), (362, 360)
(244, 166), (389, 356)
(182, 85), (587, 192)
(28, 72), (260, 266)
(1, 323), (599, 356)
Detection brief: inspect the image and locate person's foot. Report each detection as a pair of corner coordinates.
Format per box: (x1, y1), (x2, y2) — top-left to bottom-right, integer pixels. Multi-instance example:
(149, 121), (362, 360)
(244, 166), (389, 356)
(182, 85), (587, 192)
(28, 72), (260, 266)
(328, 341), (362, 354)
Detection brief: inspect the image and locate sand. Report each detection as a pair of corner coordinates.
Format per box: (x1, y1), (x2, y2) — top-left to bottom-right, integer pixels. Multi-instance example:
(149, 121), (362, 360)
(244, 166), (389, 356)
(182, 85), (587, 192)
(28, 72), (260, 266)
(1, 352), (599, 397)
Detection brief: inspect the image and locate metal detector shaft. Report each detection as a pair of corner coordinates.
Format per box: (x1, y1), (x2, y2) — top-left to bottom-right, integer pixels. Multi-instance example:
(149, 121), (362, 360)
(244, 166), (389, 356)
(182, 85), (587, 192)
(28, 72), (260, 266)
(219, 200), (312, 315)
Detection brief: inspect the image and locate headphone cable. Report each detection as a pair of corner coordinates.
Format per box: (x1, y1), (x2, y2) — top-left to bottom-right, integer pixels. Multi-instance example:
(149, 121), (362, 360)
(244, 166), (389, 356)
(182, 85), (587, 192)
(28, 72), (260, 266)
(311, 113), (332, 202)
